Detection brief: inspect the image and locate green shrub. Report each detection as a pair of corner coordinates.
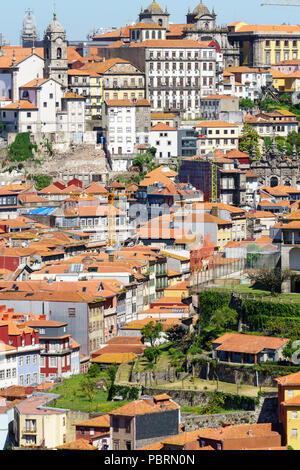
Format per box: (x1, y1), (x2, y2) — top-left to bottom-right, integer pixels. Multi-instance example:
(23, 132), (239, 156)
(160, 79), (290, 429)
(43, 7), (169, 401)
(8, 132), (38, 162)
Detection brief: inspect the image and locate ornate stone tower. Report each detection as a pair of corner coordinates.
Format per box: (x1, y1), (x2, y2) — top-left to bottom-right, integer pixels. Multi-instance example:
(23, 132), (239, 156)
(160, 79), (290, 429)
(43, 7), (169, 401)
(21, 9), (39, 47)
(43, 13), (68, 88)
(139, 2), (170, 29)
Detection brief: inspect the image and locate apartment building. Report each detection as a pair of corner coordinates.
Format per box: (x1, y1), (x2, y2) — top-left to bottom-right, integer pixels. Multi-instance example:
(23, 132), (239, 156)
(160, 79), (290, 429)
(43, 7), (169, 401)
(244, 109), (298, 138)
(222, 67), (269, 100)
(0, 321), (41, 388)
(14, 393), (69, 448)
(103, 39), (220, 118)
(149, 123), (178, 161)
(23, 320), (80, 382)
(67, 69), (101, 118)
(102, 98), (151, 162)
(110, 395), (180, 450)
(194, 121), (240, 154)
(200, 95), (239, 120)
(0, 344), (18, 390)
(144, 40), (218, 119)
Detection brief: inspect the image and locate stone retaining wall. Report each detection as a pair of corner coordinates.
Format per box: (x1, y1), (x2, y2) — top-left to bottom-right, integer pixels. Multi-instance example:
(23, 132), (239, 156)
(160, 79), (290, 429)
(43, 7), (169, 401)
(143, 387), (279, 431)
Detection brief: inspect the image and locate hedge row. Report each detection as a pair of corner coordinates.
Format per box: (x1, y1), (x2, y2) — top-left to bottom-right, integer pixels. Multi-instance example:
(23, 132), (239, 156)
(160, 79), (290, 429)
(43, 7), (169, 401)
(242, 300), (300, 319)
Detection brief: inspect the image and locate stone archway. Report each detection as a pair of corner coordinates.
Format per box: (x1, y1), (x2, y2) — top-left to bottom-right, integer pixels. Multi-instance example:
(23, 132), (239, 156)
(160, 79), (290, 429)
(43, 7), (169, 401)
(289, 247), (300, 272)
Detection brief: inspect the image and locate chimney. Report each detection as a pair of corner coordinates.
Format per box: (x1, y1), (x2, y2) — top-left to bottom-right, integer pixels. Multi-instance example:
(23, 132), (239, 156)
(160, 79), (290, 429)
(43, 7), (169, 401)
(3, 313), (8, 321)
(248, 429), (253, 437)
(40, 315), (46, 321)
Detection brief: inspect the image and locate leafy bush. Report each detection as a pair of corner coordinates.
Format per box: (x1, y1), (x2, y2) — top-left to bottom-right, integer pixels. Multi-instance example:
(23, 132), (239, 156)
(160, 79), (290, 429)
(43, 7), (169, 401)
(33, 174), (52, 190)
(7, 132), (38, 162)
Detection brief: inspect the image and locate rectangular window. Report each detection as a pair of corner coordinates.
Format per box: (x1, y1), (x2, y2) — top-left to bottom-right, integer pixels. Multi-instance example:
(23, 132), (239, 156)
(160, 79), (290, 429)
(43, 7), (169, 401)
(68, 308), (76, 317)
(0, 370), (5, 380)
(50, 357), (57, 368)
(292, 429), (298, 437)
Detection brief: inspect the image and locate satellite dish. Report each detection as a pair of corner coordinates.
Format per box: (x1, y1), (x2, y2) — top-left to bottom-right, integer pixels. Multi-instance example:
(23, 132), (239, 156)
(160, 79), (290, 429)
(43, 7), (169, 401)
(292, 91), (300, 105)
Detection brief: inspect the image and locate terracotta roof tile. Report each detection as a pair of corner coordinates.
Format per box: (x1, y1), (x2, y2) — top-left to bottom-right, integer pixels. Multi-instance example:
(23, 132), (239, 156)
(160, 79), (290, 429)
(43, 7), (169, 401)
(213, 332), (289, 354)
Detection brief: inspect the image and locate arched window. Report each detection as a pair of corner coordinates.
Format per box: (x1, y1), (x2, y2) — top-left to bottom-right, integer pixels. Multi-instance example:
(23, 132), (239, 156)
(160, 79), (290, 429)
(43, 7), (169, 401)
(158, 31), (162, 39)
(145, 30), (150, 39)
(152, 31), (156, 39)
(46, 48), (50, 59)
(270, 176), (278, 188)
(57, 47), (62, 59)
(158, 19), (163, 26)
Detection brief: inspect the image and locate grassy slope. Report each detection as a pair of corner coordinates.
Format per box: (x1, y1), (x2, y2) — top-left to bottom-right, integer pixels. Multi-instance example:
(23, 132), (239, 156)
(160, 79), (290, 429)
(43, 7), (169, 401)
(47, 374), (129, 413)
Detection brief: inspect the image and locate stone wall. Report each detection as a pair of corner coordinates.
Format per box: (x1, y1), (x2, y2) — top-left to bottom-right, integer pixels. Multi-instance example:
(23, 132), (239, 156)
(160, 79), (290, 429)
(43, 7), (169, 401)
(132, 358), (278, 388)
(143, 388), (279, 431)
(132, 368), (188, 387)
(193, 358), (278, 388)
(182, 411), (257, 431)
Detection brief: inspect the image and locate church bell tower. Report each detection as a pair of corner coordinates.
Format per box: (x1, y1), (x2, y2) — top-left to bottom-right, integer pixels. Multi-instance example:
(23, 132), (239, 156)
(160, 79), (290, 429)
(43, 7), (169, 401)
(44, 13), (68, 88)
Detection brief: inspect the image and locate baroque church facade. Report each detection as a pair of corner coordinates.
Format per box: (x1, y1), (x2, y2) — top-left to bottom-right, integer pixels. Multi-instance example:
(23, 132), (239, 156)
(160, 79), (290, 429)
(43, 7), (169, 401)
(138, 1), (240, 68)
(184, 2), (240, 68)
(251, 141), (300, 189)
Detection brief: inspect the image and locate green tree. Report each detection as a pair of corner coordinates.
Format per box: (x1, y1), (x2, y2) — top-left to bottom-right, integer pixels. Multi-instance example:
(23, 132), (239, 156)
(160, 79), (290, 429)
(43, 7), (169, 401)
(210, 306), (239, 331)
(239, 124), (262, 160)
(141, 321), (163, 347)
(279, 93), (292, 106)
(131, 150), (159, 183)
(287, 131), (300, 152)
(283, 337), (299, 361)
(257, 97), (277, 112)
(247, 268), (292, 297)
(144, 346), (161, 364)
(239, 98), (255, 110)
(33, 174), (52, 190)
(107, 365), (118, 386)
(80, 376), (95, 404)
(87, 363), (100, 378)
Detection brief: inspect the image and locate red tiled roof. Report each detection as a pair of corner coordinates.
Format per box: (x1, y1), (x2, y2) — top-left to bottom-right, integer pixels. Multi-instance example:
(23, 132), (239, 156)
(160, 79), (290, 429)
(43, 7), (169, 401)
(213, 332), (289, 354)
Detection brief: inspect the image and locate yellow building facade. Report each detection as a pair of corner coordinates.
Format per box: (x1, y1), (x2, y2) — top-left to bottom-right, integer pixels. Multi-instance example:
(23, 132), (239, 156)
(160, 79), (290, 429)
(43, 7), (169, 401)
(276, 372), (300, 450)
(80, 58), (146, 111)
(229, 22), (300, 67)
(15, 395), (71, 449)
